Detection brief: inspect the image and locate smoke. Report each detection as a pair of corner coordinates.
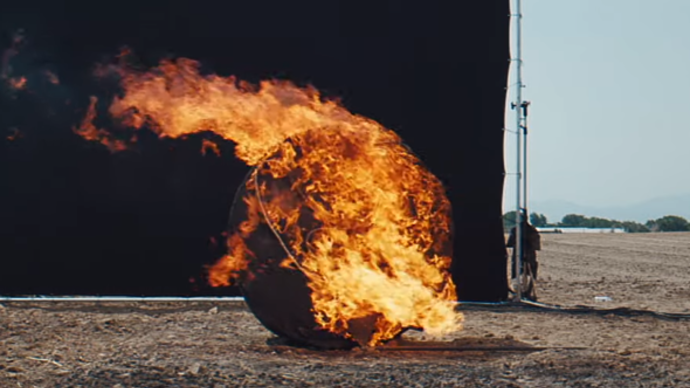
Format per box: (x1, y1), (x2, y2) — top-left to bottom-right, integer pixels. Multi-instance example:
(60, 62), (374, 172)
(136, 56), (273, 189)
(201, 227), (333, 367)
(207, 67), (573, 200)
(1, 29), (59, 91)
(1, 29), (24, 87)
(1, 29), (122, 147)
(1, 30), (66, 103)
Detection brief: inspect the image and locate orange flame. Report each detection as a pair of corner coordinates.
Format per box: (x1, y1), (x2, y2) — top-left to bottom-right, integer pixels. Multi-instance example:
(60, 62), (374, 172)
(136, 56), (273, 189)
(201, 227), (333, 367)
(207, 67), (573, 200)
(84, 56), (462, 345)
(44, 70), (60, 85)
(208, 234), (252, 287)
(8, 76), (27, 90)
(73, 96), (129, 153)
(6, 127), (21, 141)
(201, 138), (221, 156)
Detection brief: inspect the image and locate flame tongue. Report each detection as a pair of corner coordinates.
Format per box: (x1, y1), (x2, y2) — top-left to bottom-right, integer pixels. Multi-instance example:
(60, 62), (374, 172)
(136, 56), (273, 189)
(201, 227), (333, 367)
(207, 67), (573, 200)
(107, 58), (361, 165)
(91, 56), (463, 345)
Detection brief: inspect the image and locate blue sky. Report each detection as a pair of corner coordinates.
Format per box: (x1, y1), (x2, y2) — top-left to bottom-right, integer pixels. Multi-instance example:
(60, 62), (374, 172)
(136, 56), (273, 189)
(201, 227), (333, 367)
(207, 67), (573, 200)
(504, 0), (690, 212)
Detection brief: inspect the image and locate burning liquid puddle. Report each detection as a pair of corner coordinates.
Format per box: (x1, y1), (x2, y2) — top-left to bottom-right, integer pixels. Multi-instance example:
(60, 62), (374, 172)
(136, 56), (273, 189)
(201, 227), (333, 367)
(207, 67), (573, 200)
(77, 53), (463, 348)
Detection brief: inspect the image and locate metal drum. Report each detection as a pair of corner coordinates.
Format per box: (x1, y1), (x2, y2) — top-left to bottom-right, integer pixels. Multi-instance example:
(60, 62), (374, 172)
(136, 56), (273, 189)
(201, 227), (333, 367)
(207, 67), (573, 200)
(226, 135), (453, 349)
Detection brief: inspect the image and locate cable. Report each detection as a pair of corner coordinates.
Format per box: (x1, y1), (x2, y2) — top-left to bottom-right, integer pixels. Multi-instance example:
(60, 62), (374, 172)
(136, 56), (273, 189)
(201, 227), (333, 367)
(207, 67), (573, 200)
(252, 166), (318, 279)
(456, 299), (690, 320)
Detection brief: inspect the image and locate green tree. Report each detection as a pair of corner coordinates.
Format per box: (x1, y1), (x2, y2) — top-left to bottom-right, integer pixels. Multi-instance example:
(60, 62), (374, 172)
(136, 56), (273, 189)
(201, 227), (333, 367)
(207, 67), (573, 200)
(620, 221), (650, 233)
(585, 217), (614, 228)
(646, 215), (690, 232)
(560, 214), (587, 227)
(529, 212), (548, 227)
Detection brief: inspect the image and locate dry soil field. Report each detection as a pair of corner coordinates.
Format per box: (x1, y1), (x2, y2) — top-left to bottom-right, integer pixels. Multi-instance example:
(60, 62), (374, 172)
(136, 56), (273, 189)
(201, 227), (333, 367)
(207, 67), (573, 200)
(2, 232), (690, 387)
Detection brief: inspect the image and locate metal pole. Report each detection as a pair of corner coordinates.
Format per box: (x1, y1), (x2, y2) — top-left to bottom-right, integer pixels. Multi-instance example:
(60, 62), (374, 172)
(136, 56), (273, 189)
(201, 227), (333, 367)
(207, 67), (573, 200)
(513, 0), (524, 301)
(522, 102), (529, 218)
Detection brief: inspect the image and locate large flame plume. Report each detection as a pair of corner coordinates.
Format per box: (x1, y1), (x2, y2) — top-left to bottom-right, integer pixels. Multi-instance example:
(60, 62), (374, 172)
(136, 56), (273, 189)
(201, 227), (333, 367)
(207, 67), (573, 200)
(78, 55), (462, 345)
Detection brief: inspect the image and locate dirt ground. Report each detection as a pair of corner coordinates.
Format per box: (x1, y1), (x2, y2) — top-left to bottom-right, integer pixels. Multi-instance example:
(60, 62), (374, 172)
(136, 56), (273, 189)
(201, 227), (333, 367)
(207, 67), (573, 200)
(2, 232), (690, 387)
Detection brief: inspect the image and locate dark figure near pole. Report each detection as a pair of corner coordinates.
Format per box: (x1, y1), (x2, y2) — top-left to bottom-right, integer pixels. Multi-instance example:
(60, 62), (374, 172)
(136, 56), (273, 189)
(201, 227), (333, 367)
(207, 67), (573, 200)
(506, 215), (541, 301)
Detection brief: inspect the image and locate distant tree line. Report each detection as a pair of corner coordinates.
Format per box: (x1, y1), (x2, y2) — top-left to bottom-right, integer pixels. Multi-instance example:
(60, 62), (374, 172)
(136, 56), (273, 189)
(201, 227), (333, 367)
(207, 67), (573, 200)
(503, 211), (690, 233)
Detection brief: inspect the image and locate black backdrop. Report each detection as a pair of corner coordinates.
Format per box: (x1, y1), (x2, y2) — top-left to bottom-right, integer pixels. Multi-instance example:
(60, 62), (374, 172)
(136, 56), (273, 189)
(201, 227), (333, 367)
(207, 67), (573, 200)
(0, 1), (509, 300)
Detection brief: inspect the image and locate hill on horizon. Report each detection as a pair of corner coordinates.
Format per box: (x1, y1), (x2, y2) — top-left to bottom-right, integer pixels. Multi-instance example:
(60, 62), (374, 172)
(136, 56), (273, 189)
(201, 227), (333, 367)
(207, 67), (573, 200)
(527, 193), (690, 224)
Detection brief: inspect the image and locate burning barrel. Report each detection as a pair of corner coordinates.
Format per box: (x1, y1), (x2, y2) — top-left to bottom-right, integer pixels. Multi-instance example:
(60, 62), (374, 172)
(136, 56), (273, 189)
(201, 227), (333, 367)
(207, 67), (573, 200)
(80, 56), (463, 347)
(216, 129), (460, 349)
(230, 165), (361, 349)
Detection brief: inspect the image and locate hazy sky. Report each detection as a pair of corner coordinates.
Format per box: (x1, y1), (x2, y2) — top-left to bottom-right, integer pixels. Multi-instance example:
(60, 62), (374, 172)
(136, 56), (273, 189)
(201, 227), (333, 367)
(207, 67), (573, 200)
(504, 0), (690, 211)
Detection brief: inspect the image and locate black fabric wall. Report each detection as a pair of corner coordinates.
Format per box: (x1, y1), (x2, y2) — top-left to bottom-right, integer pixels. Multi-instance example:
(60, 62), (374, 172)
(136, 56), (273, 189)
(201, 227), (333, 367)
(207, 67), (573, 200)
(0, 1), (509, 300)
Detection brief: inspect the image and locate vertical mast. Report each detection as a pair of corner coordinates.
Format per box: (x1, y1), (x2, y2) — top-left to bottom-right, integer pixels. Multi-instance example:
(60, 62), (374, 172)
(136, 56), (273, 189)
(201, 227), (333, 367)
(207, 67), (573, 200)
(513, 0), (524, 301)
